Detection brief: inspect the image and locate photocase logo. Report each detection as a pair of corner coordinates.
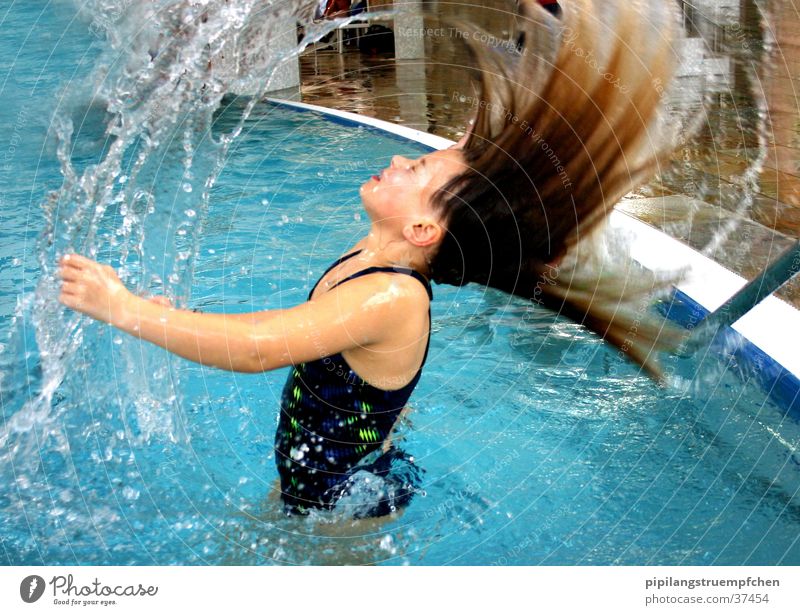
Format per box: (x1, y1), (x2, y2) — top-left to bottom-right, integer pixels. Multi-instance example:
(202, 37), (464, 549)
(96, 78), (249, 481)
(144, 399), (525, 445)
(20, 575), (46, 603)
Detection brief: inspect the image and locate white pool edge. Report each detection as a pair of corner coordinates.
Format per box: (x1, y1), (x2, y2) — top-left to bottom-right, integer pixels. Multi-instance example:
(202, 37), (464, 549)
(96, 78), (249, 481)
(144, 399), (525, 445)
(268, 97), (800, 382)
(609, 213), (800, 379)
(266, 98), (454, 150)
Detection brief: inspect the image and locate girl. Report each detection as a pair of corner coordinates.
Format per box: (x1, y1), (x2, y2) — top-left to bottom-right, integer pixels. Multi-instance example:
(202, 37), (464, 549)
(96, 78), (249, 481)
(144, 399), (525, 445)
(58, 0), (682, 516)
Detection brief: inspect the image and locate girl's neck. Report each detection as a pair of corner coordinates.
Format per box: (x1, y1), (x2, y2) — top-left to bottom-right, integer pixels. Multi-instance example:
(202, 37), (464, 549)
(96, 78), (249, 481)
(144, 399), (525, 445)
(356, 226), (431, 276)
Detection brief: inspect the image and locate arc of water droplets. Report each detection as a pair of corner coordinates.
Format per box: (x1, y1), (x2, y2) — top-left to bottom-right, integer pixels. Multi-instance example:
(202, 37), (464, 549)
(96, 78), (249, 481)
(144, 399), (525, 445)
(0, 0), (347, 456)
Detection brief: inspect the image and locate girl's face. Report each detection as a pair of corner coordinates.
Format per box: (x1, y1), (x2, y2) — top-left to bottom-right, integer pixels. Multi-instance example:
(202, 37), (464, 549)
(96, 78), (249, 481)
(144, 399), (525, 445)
(359, 148), (466, 237)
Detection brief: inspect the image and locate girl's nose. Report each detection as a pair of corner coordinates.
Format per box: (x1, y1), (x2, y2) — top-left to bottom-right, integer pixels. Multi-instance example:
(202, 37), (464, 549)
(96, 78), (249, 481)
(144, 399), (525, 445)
(391, 155), (410, 169)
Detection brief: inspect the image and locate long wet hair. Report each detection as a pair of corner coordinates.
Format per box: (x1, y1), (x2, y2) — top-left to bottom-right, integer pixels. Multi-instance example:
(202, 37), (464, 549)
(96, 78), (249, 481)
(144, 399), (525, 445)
(429, 0), (685, 379)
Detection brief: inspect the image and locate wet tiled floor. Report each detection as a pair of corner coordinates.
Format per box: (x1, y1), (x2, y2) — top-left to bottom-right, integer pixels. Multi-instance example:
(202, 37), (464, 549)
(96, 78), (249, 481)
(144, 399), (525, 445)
(295, 2), (799, 308)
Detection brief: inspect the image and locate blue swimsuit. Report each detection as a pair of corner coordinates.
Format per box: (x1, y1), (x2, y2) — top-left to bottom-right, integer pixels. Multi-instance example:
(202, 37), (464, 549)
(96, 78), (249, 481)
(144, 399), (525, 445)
(274, 250), (431, 516)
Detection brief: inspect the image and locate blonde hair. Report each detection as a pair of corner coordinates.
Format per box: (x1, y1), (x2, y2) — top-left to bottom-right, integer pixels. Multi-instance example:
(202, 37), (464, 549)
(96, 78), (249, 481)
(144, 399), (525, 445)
(430, 0), (685, 380)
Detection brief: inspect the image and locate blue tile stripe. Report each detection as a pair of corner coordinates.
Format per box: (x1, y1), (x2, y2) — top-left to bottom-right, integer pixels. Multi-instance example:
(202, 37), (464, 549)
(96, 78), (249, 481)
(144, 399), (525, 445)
(662, 289), (800, 419)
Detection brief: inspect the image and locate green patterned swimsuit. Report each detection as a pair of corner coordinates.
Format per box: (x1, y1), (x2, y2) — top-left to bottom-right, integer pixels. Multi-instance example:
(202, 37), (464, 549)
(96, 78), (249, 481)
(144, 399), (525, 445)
(274, 250), (431, 516)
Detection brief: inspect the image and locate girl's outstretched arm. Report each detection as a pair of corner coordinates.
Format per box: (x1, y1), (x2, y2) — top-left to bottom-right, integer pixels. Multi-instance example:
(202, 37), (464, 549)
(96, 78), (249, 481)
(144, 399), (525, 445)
(58, 253), (419, 373)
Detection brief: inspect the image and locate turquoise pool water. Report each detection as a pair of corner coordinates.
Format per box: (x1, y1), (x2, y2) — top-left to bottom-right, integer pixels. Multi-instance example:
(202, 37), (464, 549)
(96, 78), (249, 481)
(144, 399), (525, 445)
(1, 2), (799, 565)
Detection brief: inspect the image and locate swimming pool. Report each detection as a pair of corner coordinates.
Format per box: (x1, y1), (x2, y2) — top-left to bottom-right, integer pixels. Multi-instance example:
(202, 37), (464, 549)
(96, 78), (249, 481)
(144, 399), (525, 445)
(1, 2), (799, 565)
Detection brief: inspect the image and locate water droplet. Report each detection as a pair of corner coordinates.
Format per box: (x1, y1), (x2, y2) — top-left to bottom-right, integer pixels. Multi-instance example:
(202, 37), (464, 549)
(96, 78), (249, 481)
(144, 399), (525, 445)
(379, 535), (394, 551)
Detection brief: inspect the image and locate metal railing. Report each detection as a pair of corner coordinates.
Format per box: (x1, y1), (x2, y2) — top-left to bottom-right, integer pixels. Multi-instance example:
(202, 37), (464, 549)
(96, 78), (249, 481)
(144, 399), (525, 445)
(680, 240), (800, 355)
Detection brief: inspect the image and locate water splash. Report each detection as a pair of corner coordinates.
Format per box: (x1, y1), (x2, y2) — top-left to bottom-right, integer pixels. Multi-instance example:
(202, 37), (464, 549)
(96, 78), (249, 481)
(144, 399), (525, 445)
(0, 0), (340, 463)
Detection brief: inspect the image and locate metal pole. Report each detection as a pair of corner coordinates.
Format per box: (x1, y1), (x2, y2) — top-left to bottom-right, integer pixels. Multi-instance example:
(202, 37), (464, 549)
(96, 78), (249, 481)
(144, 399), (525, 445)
(680, 240), (800, 355)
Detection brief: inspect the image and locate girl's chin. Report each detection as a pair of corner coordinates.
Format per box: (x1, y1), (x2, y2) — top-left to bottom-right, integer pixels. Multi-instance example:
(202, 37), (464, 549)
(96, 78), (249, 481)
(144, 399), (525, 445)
(359, 177), (379, 194)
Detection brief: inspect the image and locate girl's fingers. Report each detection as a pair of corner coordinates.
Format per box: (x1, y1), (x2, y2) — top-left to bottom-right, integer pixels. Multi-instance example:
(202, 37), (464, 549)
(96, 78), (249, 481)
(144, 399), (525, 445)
(59, 260), (85, 275)
(61, 253), (93, 266)
(60, 254), (100, 274)
(59, 267), (80, 282)
(60, 281), (80, 295)
(58, 292), (78, 308)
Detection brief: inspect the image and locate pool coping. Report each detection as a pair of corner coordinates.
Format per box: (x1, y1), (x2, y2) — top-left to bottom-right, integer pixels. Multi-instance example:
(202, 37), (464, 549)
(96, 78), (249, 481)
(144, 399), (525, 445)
(267, 97), (800, 416)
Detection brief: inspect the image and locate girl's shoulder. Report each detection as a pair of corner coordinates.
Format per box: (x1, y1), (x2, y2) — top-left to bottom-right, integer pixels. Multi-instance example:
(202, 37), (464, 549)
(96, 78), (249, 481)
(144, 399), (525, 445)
(340, 268), (431, 306)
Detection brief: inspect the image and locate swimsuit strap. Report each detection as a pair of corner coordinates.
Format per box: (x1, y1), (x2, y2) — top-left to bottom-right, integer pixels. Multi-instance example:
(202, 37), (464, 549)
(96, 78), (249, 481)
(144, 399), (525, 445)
(328, 265), (433, 300)
(323, 267), (433, 300)
(310, 250), (434, 301)
(308, 249), (364, 299)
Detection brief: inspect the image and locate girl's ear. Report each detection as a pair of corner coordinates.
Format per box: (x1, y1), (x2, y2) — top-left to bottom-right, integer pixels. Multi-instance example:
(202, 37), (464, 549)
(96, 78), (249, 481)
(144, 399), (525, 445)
(403, 218), (444, 247)
(451, 119), (474, 150)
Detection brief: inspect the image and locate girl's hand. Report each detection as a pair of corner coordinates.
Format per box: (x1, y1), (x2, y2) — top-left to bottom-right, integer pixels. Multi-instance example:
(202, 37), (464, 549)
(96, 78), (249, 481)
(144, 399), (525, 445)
(58, 254), (135, 326)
